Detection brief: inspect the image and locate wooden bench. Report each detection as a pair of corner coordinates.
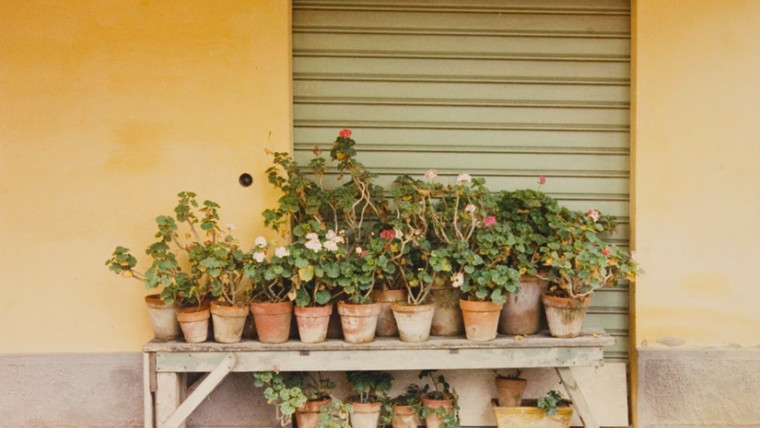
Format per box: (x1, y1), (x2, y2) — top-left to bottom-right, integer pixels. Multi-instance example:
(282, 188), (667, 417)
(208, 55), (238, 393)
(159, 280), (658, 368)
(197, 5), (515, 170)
(143, 330), (614, 428)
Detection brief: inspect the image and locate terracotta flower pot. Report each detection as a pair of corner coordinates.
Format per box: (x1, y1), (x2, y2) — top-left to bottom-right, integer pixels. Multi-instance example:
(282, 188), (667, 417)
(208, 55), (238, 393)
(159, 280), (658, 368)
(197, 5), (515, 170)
(459, 299), (504, 341)
(391, 404), (419, 428)
(391, 302), (436, 343)
(371, 289), (406, 337)
(495, 376), (528, 407)
(210, 301), (249, 343)
(337, 302), (381, 344)
(542, 294), (592, 338)
(349, 401), (382, 428)
(176, 306), (210, 343)
(499, 275), (549, 335)
(430, 286), (464, 336)
(421, 395), (453, 428)
(294, 304), (333, 343)
(295, 398), (332, 428)
(144, 294), (181, 340)
(250, 301), (293, 344)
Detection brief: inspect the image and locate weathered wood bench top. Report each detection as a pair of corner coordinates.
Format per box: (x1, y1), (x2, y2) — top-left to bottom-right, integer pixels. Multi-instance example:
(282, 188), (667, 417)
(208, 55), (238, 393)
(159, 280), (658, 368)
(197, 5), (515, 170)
(144, 330), (614, 373)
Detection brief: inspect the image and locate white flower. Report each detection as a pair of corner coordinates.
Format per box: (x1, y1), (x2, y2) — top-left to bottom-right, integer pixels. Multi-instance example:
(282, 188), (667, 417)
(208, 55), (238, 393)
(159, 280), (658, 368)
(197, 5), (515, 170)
(424, 169), (438, 179)
(355, 247), (363, 254)
(253, 251), (266, 263)
(456, 173), (472, 185)
(394, 228), (404, 240)
(325, 230), (337, 241)
(464, 204), (476, 214)
(451, 273), (464, 288)
(323, 240), (339, 252)
(226, 223), (237, 231)
(254, 236), (267, 247)
(305, 232), (319, 241)
(274, 246), (290, 258)
(305, 239), (323, 252)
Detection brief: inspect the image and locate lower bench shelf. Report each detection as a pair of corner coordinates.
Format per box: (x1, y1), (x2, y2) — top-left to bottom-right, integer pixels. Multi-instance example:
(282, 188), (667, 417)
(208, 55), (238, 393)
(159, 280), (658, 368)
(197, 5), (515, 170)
(143, 330), (615, 428)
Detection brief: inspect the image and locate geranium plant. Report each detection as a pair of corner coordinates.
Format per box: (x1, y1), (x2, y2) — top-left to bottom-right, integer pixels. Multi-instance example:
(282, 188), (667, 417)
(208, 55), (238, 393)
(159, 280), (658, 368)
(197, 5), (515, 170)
(106, 191), (243, 306)
(542, 208), (641, 299)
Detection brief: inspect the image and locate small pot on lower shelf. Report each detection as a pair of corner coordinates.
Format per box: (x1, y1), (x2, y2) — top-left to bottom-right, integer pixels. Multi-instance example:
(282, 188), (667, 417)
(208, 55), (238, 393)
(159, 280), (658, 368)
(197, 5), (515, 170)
(348, 401), (382, 428)
(495, 376), (528, 407)
(295, 398), (332, 428)
(391, 404), (419, 428)
(421, 395), (454, 428)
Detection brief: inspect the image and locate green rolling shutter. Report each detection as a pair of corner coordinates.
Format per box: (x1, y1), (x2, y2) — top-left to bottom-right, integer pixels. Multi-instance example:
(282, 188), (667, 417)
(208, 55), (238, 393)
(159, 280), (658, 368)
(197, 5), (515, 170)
(293, 0), (631, 361)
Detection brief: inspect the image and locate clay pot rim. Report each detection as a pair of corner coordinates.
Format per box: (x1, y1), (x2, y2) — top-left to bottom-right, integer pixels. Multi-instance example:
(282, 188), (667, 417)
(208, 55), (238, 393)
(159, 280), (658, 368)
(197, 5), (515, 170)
(336, 301), (381, 316)
(391, 301), (436, 313)
(541, 293), (592, 308)
(371, 288), (407, 302)
(458, 299), (504, 311)
(210, 300), (249, 317)
(294, 304), (333, 316)
(348, 400), (383, 412)
(250, 300), (293, 315)
(176, 307), (210, 322)
(144, 294), (179, 309)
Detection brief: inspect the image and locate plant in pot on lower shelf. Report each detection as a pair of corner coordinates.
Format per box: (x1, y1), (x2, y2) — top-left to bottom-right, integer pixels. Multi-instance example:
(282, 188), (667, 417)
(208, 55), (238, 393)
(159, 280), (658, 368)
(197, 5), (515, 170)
(540, 208), (641, 338)
(253, 371), (307, 427)
(494, 369), (527, 407)
(345, 371), (393, 428)
(492, 389), (573, 428)
(418, 370), (460, 428)
(386, 383), (425, 428)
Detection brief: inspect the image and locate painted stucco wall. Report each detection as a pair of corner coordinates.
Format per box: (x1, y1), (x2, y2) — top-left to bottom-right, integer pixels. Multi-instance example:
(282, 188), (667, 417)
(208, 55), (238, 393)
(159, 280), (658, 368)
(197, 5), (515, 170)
(0, 0), (292, 353)
(633, 0), (760, 347)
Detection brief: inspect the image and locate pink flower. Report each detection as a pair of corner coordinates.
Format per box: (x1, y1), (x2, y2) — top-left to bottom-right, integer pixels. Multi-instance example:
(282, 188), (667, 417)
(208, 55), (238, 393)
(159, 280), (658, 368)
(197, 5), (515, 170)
(538, 175), (546, 185)
(456, 173), (472, 185)
(360, 250), (368, 258)
(424, 169), (438, 180)
(587, 209), (600, 222)
(484, 216), (497, 226)
(602, 248), (611, 256)
(380, 229), (395, 240)
(339, 128), (352, 138)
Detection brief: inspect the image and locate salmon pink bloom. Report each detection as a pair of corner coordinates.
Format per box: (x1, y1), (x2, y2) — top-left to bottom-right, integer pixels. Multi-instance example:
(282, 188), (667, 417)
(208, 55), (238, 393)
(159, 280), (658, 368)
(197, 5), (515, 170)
(339, 128), (352, 138)
(424, 169), (438, 179)
(602, 248), (611, 256)
(484, 216), (497, 226)
(538, 175), (546, 185)
(587, 209), (600, 222)
(380, 229), (395, 240)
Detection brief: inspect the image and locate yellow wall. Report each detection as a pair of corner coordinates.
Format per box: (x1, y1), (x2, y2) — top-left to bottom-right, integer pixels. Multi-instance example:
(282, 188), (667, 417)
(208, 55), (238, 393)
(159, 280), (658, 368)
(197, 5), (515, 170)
(634, 0), (760, 346)
(0, 1), (292, 352)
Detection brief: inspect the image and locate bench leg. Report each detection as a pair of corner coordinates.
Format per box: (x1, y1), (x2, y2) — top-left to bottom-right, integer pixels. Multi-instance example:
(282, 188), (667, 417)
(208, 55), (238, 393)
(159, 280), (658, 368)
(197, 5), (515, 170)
(156, 372), (186, 428)
(556, 367), (599, 428)
(144, 353), (154, 428)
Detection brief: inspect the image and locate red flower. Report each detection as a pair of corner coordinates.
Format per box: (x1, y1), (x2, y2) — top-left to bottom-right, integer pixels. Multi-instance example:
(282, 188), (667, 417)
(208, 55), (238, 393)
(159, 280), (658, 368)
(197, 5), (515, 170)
(538, 175), (546, 185)
(339, 128), (352, 138)
(380, 229), (395, 240)
(360, 250), (368, 258)
(484, 216), (497, 226)
(602, 248), (611, 256)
